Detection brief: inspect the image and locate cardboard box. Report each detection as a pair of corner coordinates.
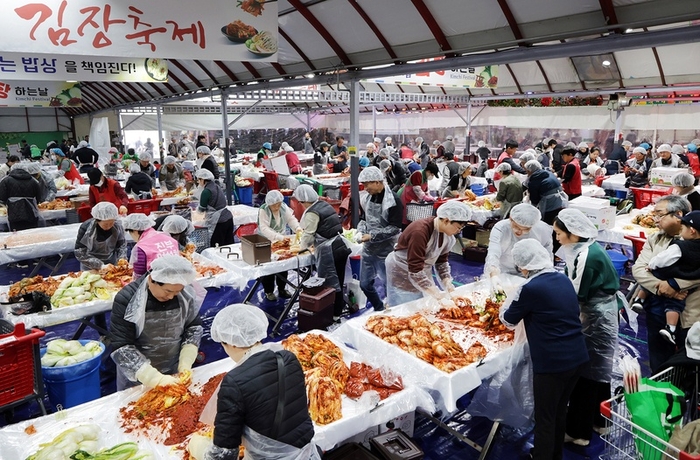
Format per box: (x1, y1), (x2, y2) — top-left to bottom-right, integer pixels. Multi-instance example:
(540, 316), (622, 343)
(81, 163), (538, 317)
(649, 167), (687, 187)
(568, 196), (616, 230)
(378, 411), (416, 438)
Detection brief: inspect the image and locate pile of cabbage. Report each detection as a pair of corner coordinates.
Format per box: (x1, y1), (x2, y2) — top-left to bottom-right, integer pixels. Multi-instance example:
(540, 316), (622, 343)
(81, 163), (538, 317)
(50, 272), (115, 308)
(41, 339), (103, 367)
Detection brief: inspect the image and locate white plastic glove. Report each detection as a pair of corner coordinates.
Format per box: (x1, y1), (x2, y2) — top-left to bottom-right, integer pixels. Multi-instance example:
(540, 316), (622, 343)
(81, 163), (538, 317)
(178, 343), (199, 373)
(444, 280), (455, 293)
(423, 195), (436, 202)
(135, 363), (179, 389)
(119, 205), (128, 216)
(187, 433), (213, 460)
(485, 265), (500, 278)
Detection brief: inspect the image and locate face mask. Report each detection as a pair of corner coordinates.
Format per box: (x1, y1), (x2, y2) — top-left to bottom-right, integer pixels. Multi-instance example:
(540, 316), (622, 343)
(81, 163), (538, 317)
(96, 179), (104, 187)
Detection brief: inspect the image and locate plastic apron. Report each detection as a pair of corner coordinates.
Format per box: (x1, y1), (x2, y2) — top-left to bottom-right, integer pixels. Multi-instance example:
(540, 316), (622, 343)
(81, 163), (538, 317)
(360, 195), (396, 258)
(243, 426), (320, 460)
(79, 220), (120, 270)
(6, 197), (42, 230)
(386, 223), (453, 306)
(204, 205), (226, 239)
(536, 188), (568, 214)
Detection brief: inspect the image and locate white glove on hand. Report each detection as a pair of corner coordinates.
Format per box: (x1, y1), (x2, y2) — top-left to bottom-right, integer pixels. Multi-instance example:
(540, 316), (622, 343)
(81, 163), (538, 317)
(178, 343), (199, 373)
(187, 433), (213, 460)
(486, 266), (500, 278)
(135, 363), (179, 389)
(444, 280), (456, 293)
(439, 296), (458, 309)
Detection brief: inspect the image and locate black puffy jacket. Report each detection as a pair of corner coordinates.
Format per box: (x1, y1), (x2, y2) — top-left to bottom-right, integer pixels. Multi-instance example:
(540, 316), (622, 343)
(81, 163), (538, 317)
(125, 171), (153, 197)
(213, 349), (314, 454)
(0, 168), (41, 229)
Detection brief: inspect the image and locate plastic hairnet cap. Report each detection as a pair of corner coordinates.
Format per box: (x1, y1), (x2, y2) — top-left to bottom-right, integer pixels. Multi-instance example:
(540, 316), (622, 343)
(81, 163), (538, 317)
(211, 304), (268, 347)
(91, 202), (119, 220)
(366, 143), (375, 149)
(139, 152), (152, 162)
(359, 157), (370, 168)
(632, 147), (647, 155)
(510, 203), (541, 227)
(379, 159), (392, 172)
(265, 190), (284, 205)
(384, 137), (392, 142)
(378, 148), (389, 158)
(373, 137), (381, 143)
(262, 142), (272, 150)
(557, 208), (599, 239)
(196, 146), (211, 155)
(640, 142), (651, 150)
(671, 145), (685, 155)
(524, 160), (542, 172)
(622, 140), (633, 147)
(457, 162), (473, 175)
(688, 144), (698, 153)
(149, 254), (197, 286)
(122, 213), (155, 231)
(477, 141), (485, 148)
(446, 135), (453, 141)
(495, 162), (511, 173)
(51, 148), (65, 156)
(672, 172), (695, 188)
(292, 184), (319, 203)
(578, 142), (588, 149)
(129, 162), (141, 173)
(436, 200), (472, 222)
(519, 153), (536, 163)
(512, 239), (553, 271)
(161, 215), (194, 235)
(195, 168), (215, 181)
(78, 141), (88, 148)
(164, 155), (177, 165)
(433, 140), (441, 146)
(415, 137), (423, 143)
(657, 143), (672, 153)
(358, 166), (384, 183)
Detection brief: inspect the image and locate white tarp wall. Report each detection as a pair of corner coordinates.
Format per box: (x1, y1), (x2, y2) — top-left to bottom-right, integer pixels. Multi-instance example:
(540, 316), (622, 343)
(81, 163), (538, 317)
(89, 117), (112, 167)
(0, 108), (72, 133)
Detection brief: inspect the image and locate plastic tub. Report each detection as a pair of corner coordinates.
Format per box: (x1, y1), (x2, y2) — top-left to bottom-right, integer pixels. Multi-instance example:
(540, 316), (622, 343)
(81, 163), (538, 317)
(237, 185), (253, 206)
(349, 255), (361, 280)
(615, 190), (627, 199)
(40, 340), (105, 410)
(606, 250), (627, 277)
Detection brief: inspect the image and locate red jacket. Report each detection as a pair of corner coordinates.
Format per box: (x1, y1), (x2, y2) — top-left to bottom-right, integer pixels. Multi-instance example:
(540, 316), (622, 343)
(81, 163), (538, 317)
(561, 158), (582, 196)
(89, 178), (129, 208)
(284, 152), (302, 174)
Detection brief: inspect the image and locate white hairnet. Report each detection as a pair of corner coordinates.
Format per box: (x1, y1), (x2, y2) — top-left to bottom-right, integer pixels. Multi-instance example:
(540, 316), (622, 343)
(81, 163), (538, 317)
(196, 146), (211, 155)
(556, 208), (598, 239)
(195, 168), (215, 181)
(578, 142), (588, 150)
(373, 137), (381, 143)
(477, 140), (485, 148)
(621, 140), (632, 147)
(519, 152), (536, 164)
(122, 213), (155, 231)
(128, 162), (141, 174)
(379, 160), (392, 173)
(524, 160), (542, 173)
(446, 135), (453, 141)
(139, 152), (152, 162)
(293, 184), (319, 203)
(495, 162), (511, 173)
(632, 147), (647, 155)
(164, 155), (177, 165)
(378, 148), (389, 158)
(384, 137), (392, 142)
(512, 239), (553, 271)
(415, 137), (423, 144)
(358, 166), (384, 182)
(13, 162), (41, 175)
(149, 254), (197, 286)
(672, 171), (695, 188)
(457, 162), (473, 175)
(433, 140), (441, 146)
(657, 143), (672, 153)
(366, 142), (375, 149)
(510, 203), (541, 227)
(211, 304), (268, 347)
(436, 200), (472, 222)
(265, 190), (284, 205)
(161, 215), (194, 235)
(284, 145), (294, 152)
(91, 202), (118, 220)
(78, 140), (88, 148)
(671, 144), (685, 156)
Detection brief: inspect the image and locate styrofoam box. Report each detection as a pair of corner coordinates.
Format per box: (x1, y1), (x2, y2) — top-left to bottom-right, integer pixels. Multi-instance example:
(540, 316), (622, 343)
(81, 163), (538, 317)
(649, 167), (687, 187)
(340, 424), (380, 449)
(378, 411), (416, 438)
(568, 196), (616, 230)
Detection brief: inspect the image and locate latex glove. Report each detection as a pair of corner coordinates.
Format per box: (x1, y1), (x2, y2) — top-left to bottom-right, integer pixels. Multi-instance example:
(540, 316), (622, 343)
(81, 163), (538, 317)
(422, 195), (436, 202)
(119, 205), (128, 216)
(135, 363), (179, 389)
(178, 343), (199, 373)
(444, 280), (455, 293)
(187, 433), (213, 460)
(485, 266), (500, 278)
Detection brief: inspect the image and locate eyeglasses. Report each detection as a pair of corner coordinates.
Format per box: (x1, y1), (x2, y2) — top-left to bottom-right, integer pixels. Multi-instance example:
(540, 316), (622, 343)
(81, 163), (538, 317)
(652, 211), (675, 220)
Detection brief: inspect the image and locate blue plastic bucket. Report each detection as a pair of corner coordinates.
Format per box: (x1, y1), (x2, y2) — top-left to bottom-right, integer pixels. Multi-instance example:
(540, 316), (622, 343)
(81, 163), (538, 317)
(471, 184), (485, 196)
(283, 196), (290, 207)
(615, 190), (627, 199)
(238, 186), (253, 206)
(41, 340), (104, 410)
(606, 250), (627, 277)
(349, 255), (361, 280)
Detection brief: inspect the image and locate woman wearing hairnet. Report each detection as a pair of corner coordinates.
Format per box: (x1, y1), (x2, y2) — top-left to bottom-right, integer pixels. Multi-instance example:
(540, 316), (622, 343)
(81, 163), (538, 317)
(125, 162), (153, 199)
(123, 213), (180, 279)
(53, 147), (84, 184)
(160, 155), (185, 191)
(138, 152), (157, 186)
(74, 202), (127, 271)
(494, 162), (523, 218)
(293, 184), (351, 320)
(484, 203), (553, 277)
(500, 239), (588, 460)
(110, 254), (204, 390)
(195, 168), (234, 247)
(400, 162), (440, 227)
(441, 162), (473, 198)
(386, 200), (471, 307)
(187, 304), (317, 460)
(523, 160), (568, 225)
(257, 190), (302, 301)
(159, 215), (195, 249)
(671, 171), (700, 210)
(553, 209), (623, 446)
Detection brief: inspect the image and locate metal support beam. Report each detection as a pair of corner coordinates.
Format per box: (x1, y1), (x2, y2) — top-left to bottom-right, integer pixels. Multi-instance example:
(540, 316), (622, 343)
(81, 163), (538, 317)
(306, 109), (311, 132)
(228, 100), (263, 127)
(349, 79), (360, 228)
(290, 112), (307, 127)
(156, 104), (164, 164)
(121, 112), (145, 130)
(465, 100), (472, 157)
(221, 89), (232, 205)
(452, 108), (468, 125)
(614, 109), (623, 146)
(115, 109), (123, 151)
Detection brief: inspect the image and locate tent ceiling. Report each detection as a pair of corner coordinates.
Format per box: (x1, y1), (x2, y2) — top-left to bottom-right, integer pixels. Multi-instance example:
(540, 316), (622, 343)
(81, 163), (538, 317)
(62, 0), (700, 117)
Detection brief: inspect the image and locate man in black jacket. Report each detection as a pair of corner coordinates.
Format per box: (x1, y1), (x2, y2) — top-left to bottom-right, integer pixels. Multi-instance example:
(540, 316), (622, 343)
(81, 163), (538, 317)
(0, 164), (41, 230)
(74, 140), (101, 172)
(188, 304), (316, 460)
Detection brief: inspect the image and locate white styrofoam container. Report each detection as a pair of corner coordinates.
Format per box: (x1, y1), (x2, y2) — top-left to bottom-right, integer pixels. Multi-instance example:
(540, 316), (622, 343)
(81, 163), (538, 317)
(568, 196), (616, 230)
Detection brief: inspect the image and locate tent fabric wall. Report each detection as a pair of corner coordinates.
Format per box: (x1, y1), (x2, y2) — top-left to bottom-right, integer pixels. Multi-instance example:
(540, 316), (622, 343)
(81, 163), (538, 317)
(0, 108), (71, 133)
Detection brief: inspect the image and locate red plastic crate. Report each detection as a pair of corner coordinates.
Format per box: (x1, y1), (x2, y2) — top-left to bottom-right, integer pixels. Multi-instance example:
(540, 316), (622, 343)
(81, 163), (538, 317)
(629, 187), (672, 209)
(126, 198), (163, 215)
(0, 322), (46, 409)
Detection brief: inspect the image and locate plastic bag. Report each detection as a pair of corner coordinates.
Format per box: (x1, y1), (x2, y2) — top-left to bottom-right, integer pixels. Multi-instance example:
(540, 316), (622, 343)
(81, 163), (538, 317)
(346, 278), (366, 313)
(467, 323), (534, 428)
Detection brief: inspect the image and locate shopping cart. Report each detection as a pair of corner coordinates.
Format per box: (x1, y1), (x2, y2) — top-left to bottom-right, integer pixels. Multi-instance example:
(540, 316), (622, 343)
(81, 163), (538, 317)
(600, 366), (700, 460)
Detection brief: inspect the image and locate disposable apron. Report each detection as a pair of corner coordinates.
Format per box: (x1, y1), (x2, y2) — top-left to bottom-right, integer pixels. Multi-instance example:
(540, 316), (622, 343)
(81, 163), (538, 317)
(79, 220), (120, 270)
(243, 426), (320, 460)
(536, 188), (568, 214)
(579, 291), (621, 383)
(360, 195), (396, 258)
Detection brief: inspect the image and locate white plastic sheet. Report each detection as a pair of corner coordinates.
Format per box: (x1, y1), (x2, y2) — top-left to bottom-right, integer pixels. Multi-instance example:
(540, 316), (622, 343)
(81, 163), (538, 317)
(201, 244), (314, 291)
(0, 223), (81, 265)
(227, 204), (259, 225)
(333, 274), (524, 413)
(0, 208), (68, 225)
(601, 173), (628, 192)
(55, 184), (89, 198)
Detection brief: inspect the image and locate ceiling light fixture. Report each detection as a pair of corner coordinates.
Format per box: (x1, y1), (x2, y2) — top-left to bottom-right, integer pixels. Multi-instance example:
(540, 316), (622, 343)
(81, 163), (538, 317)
(602, 60), (611, 67)
(305, 73), (315, 79)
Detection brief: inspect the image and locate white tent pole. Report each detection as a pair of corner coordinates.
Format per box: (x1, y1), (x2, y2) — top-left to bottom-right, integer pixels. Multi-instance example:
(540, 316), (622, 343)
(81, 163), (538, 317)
(373, 109), (377, 138)
(349, 79), (360, 228)
(156, 104), (164, 164)
(466, 99), (472, 158)
(115, 109), (123, 151)
(306, 108), (311, 132)
(221, 88), (232, 205)
(614, 109), (623, 146)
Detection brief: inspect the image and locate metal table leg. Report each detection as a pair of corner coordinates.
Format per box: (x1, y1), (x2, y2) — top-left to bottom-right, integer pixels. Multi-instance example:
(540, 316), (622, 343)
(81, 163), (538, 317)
(70, 314), (109, 340)
(416, 408), (500, 460)
(28, 253), (69, 277)
(268, 267), (312, 336)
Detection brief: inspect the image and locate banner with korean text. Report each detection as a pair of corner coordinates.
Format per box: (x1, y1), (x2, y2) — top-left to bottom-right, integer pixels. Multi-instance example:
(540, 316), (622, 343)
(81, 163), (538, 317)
(366, 60), (499, 89)
(0, 0), (278, 62)
(0, 80), (82, 107)
(0, 52), (168, 82)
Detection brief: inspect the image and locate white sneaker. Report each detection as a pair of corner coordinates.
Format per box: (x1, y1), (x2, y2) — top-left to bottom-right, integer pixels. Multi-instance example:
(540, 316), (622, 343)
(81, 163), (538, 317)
(593, 425), (610, 435)
(659, 326), (676, 345)
(564, 434), (590, 447)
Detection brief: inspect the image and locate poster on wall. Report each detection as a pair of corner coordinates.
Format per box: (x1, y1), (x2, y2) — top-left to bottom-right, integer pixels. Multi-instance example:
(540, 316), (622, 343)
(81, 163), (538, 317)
(0, 0), (278, 62)
(366, 58), (498, 89)
(0, 52), (168, 82)
(0, 80), (81, 107)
